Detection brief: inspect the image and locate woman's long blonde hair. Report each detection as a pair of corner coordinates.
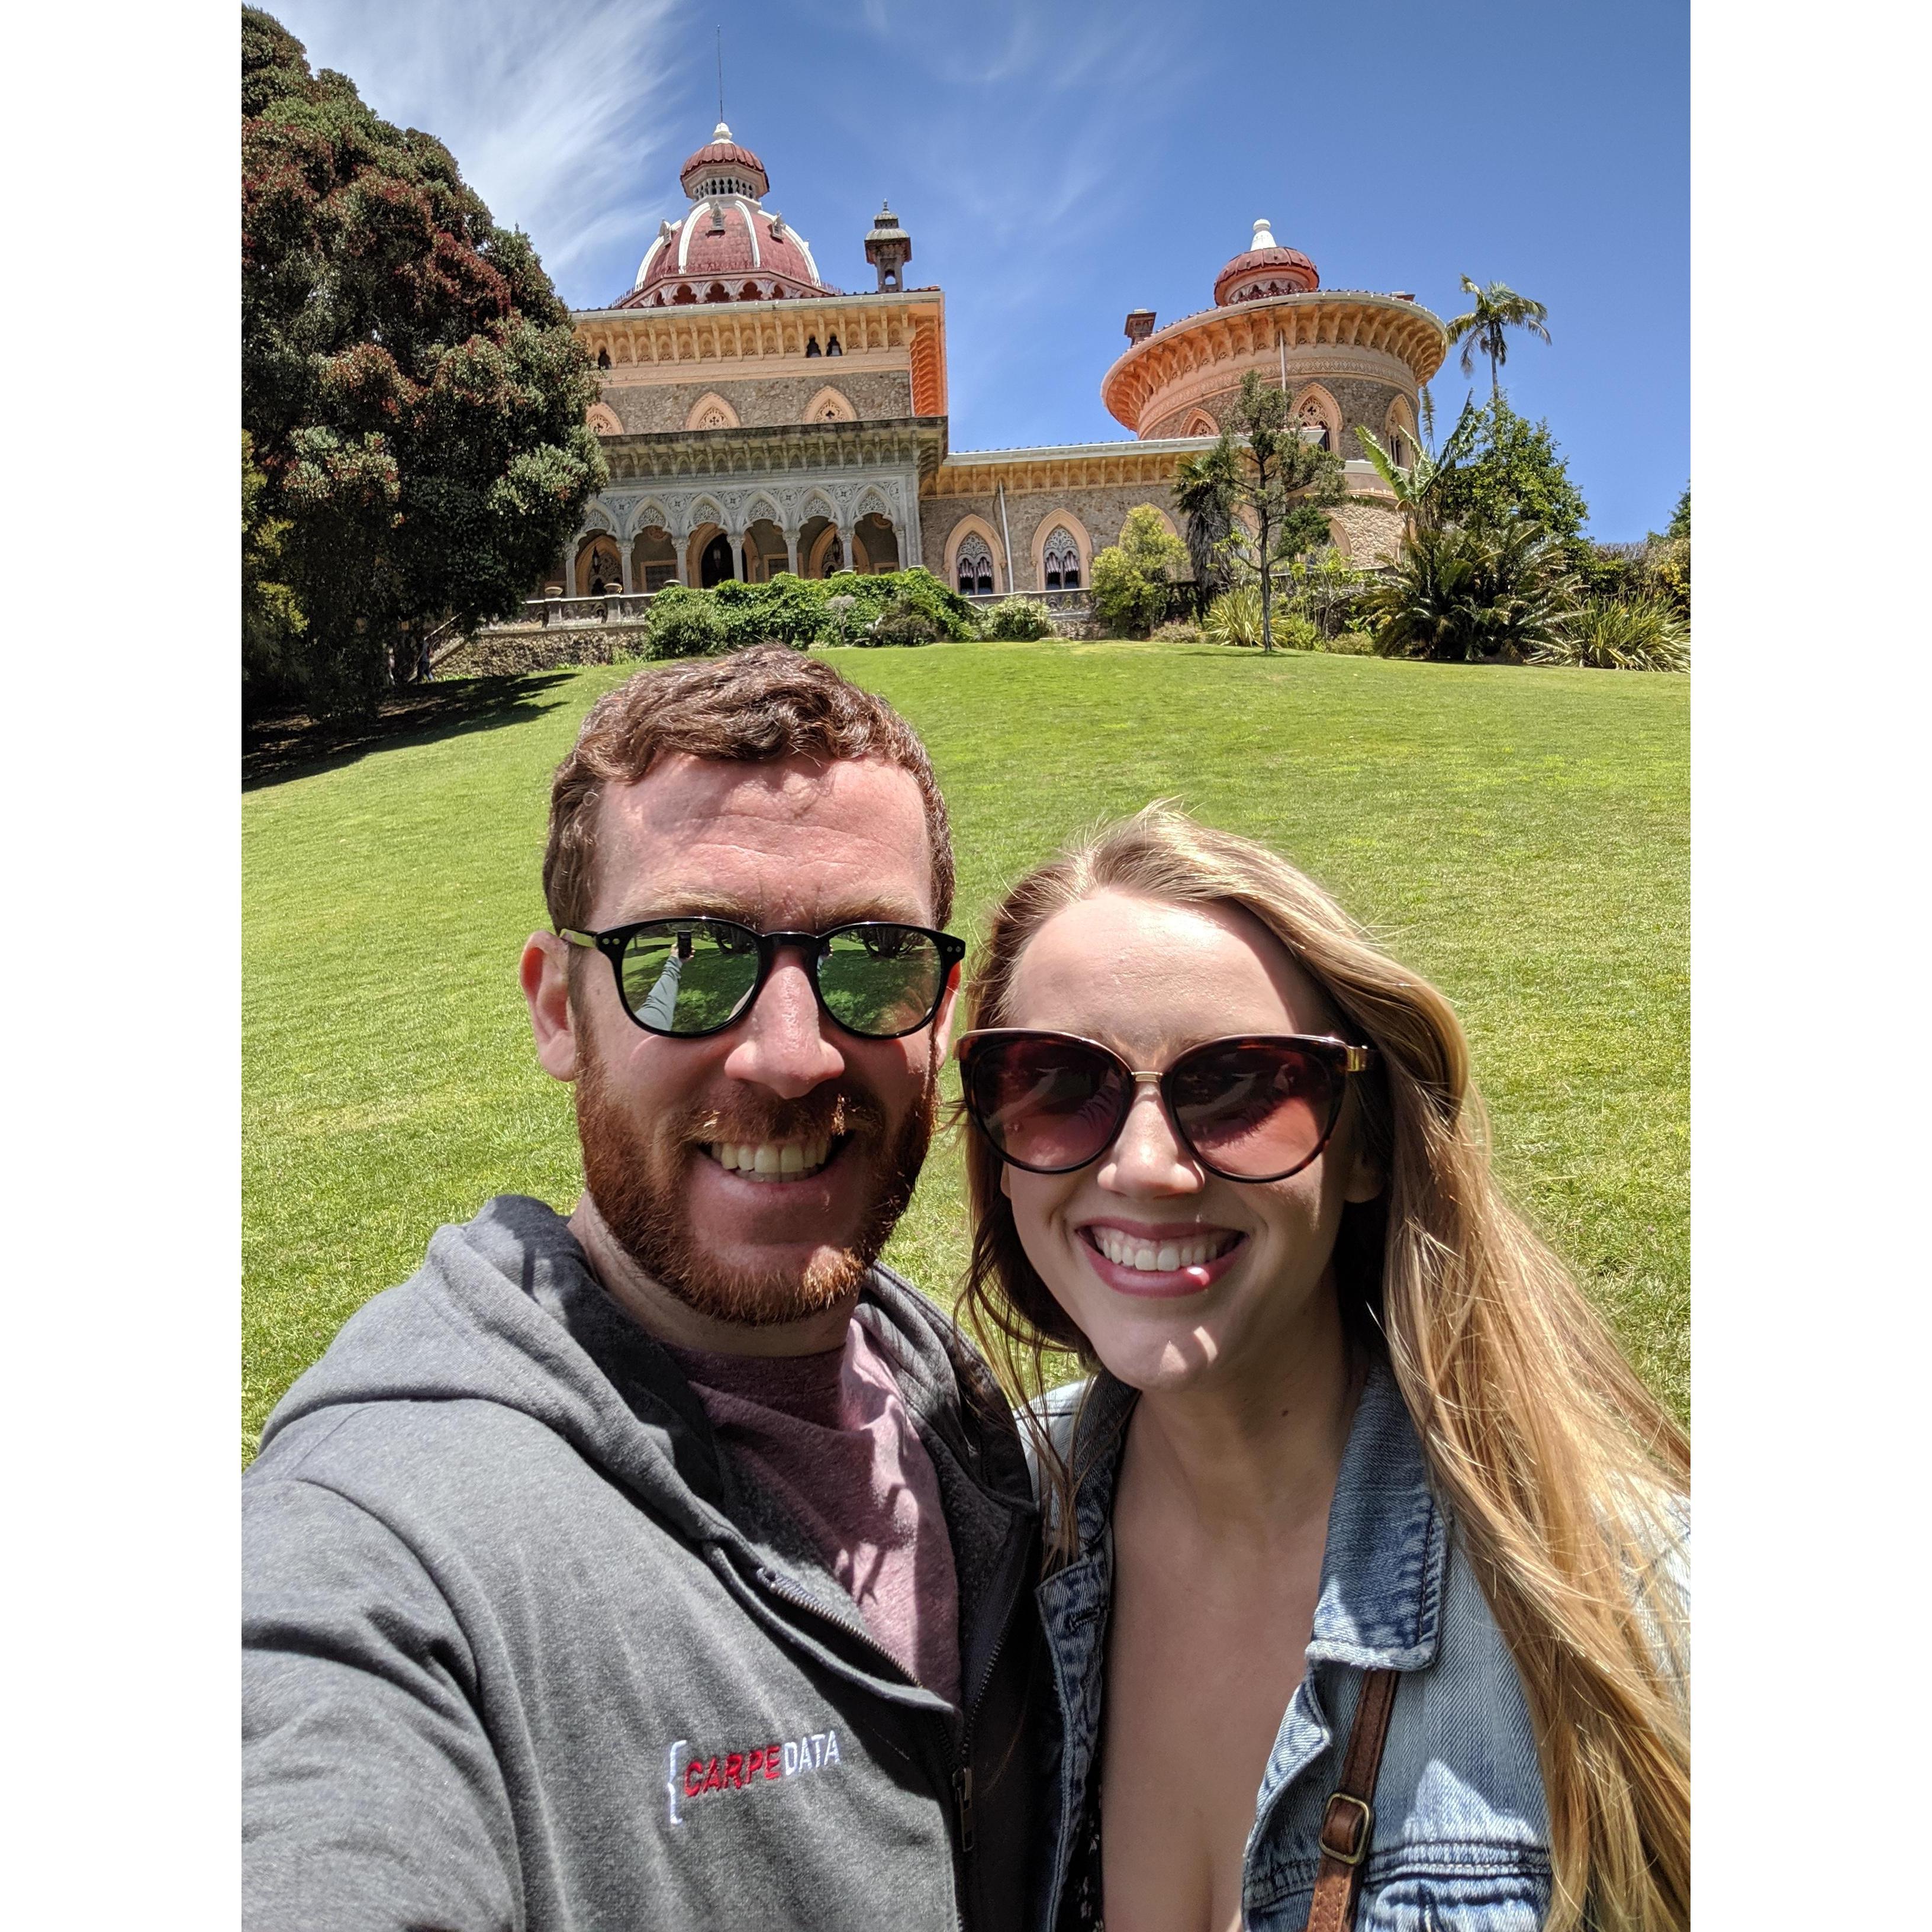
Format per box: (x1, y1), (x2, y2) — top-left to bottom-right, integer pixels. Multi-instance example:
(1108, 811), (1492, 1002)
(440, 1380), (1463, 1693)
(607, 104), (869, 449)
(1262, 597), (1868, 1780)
(959, 804), (1688, 1932)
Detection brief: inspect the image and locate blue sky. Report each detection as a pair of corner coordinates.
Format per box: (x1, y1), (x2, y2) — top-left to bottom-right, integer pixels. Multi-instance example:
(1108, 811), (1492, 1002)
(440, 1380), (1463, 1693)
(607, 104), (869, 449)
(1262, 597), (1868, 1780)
(263, 0), (1686, 538)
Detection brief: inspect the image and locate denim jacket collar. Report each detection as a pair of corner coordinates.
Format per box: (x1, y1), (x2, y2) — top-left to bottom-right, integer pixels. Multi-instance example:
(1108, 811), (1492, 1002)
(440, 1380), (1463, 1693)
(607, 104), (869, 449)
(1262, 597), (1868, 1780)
(1051, 1359), (1443, 1667)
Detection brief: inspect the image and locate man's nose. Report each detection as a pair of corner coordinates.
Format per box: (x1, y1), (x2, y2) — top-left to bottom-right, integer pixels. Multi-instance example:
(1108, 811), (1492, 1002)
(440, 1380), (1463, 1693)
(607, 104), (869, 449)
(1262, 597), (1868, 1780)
(1098, 1085), (1204, 1197)
(720, 950), (846, 1098)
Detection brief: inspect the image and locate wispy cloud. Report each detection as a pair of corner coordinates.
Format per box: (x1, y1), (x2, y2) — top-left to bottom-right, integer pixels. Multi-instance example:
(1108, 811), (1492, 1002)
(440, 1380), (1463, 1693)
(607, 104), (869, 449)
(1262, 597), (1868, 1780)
(266, 0), (695, 300)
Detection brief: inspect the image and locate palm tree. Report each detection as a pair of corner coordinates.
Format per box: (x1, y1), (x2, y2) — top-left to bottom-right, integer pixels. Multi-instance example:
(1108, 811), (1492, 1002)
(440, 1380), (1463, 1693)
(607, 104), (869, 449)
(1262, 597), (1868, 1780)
(1354, 397), (1482, 533)
(1445, 276), (1550, 406)
(1171, 441), (1239, 612)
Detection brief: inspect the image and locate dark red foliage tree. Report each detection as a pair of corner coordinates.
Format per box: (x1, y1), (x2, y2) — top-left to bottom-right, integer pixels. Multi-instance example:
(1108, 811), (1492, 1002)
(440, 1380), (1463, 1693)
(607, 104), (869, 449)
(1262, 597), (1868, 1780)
(242, 8), (606, 711)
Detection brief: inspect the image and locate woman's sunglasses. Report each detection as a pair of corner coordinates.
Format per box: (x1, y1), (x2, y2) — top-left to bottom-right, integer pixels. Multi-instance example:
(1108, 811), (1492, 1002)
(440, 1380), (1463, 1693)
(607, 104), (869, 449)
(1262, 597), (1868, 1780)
(955, 1029), (1376, 1183)
(560, 917), (965, 1041)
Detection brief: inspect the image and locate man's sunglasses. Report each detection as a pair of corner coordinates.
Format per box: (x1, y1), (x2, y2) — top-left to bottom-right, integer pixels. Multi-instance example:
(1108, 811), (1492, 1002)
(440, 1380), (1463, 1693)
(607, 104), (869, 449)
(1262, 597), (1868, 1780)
(559, 917), (966, 1041)
(955, 1029), (1376, 1183)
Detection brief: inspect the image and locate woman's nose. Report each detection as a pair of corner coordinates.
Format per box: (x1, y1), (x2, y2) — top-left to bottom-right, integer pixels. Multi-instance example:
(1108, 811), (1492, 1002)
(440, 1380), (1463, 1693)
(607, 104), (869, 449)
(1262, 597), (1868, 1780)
(1099, 1084), (1203, 1196)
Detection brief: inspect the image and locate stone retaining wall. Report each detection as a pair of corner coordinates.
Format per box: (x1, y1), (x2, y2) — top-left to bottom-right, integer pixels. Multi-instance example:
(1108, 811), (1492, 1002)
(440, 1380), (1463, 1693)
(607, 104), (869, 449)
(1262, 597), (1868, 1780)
(437, 623), (649, 678)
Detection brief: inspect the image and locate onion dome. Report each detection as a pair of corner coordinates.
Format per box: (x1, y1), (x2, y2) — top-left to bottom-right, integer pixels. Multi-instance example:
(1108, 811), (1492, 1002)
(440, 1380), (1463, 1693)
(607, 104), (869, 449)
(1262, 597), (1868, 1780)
(622, 123), (835, 308)
(1213, 218), (1319, 307)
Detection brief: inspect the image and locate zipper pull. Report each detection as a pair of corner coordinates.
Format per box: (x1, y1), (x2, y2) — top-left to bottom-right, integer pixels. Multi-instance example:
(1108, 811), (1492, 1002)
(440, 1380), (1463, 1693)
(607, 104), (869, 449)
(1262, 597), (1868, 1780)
(952, 1764), (975, 1852)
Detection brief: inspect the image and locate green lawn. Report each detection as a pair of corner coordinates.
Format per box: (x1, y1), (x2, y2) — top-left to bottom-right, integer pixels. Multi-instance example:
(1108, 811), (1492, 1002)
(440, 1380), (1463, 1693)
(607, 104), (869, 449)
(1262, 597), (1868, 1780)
(243, 640), (1688, 1458)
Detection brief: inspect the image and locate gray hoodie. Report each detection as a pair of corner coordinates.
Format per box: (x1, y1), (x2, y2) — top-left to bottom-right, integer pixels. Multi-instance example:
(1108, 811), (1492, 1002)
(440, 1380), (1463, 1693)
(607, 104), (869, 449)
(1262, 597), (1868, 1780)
(243, 1196), (1046, 1931)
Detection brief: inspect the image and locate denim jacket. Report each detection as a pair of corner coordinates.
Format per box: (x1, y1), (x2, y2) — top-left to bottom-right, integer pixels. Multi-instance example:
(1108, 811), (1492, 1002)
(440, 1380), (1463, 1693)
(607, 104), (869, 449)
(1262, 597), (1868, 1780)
(1032, 1363), (1554, 1931)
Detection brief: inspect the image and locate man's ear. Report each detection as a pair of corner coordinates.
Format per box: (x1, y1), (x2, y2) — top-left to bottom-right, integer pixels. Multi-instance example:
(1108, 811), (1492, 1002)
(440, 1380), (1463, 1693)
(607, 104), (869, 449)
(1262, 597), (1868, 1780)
(929, 961), (963, 1060)
(520, 932), (581, 1081)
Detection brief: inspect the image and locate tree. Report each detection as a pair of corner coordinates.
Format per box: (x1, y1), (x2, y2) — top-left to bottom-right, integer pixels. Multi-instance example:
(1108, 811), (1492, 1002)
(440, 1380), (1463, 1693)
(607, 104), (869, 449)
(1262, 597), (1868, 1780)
(1432, 398), (1589, 543)
(1354, 395), (1483, 533)
(242, 8), (607, 712)
(1207, 371), (1347, 653)
(1172, 441), (1239, 609)
(1445, 276), (1551, 407)
(1666, 485), (1690, 542)
(243, 431), (307, 687)
(1090, 505), (1189, 637)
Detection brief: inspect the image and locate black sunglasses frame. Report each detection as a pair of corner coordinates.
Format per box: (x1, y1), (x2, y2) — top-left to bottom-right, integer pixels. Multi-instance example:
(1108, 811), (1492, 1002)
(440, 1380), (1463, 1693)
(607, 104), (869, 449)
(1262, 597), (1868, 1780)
(559, 917), (967, 1041)
(954, 1028), (1376, 1184)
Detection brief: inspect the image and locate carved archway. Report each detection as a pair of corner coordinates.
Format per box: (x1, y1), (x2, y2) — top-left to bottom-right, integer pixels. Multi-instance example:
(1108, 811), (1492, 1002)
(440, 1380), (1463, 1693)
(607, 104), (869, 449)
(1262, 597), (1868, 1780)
(944, 514), (1006, 595)
(1183, 410), (1219, 437)
(1029, 510), (1093, 592)
(575, 531), (624, 595)
(1383, 394), (1421, 466)
(1292, 384), (1342, 455)
(586, 401), (623, 436)
(803, 386), (857, 424)
(684, 391), (742, 432)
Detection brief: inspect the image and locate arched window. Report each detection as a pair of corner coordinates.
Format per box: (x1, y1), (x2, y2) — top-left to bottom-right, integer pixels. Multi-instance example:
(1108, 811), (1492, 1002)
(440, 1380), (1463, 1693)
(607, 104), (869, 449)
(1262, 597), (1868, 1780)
(1299, 400), (1332, 451)
(596, 347), (611, 369)
(956, 536), (994, 595)
(805, 336), (822, 357)
(1042, 526), (1081, 590)
(826, 334), (842, 356)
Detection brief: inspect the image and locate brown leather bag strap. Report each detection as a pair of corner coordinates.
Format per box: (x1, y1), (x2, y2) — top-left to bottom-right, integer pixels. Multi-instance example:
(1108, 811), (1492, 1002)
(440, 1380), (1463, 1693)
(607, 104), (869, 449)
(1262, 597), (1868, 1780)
(1302, 1668), (1400, 1932)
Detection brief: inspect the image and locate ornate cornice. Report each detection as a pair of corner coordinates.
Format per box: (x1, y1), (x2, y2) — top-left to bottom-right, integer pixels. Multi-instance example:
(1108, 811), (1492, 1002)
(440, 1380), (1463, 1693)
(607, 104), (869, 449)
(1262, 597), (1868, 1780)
(571, 289), (948, 416)
(594, 415), (948, 485)
(928, 436), (1216, 498)
(1100, 293), (1447, 434)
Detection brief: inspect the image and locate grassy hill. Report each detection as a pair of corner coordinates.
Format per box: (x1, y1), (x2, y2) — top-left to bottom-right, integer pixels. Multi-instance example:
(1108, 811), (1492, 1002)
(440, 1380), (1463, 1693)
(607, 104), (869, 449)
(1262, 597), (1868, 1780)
(243, 639), (1688, 1457)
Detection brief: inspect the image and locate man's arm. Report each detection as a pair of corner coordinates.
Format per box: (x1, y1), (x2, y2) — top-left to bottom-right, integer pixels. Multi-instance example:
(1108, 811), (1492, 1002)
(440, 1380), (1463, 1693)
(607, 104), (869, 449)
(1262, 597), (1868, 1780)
(243, 1476), (521, 1931)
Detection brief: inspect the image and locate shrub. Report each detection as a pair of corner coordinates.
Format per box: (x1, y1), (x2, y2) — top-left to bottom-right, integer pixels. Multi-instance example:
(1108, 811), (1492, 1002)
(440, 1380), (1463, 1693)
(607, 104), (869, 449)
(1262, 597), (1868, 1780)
(985, 595), (1054, 640)
(710, 574), (824, 649)
(1202, 584), (1264, 647)
(1534, 597), (1689, 672)
(859, 595), (942, 648)
(1647, 536), (1690, 615)
(825, 568), (978, 640)
(1274, 612), (1321, 652)
(1090, 505), (1189, 637)
(645, 585), (725, 658)
(1325, 628), (1377, 656)
(1360, 523), (1577, 663)
(1152, 617), (1199, 642)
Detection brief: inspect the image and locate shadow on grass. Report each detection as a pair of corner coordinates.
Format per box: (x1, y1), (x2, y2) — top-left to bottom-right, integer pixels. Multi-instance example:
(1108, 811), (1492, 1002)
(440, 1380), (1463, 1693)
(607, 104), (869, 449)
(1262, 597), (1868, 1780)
(243, 674), (584, 790)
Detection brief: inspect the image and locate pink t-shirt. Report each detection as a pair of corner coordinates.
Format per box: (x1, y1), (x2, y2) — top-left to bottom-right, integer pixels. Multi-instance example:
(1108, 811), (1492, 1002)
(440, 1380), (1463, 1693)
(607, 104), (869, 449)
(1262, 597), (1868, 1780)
(664, 1323), (962, 1710)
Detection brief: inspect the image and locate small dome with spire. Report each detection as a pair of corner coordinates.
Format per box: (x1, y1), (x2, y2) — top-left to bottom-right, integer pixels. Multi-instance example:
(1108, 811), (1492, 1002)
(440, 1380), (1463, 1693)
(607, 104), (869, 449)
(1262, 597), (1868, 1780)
(1213, 217), (1319, 307)
(621, 123), (835, 308)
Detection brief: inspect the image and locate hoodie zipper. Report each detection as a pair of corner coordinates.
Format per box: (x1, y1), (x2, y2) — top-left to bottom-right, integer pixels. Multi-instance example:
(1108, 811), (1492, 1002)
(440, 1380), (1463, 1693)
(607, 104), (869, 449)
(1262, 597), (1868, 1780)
(747, 1519), (1028, 1932)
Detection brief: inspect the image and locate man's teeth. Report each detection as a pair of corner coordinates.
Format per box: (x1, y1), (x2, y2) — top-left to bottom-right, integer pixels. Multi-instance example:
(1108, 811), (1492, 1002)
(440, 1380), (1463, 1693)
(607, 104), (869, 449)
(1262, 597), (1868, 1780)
(1090, 1228), (1236, 1273)
(707, 1136), (833, 1181)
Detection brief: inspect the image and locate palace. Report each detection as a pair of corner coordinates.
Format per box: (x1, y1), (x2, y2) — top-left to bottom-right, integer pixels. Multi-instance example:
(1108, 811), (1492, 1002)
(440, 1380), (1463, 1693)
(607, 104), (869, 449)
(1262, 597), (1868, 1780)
(557, 123), (1448, 604)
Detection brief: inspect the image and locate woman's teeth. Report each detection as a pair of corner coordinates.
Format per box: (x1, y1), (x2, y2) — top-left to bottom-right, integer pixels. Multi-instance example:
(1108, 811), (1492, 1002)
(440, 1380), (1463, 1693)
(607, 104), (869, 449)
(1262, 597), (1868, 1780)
(707, 1136), (834, 1182)
(1089, 1228), (1235, 1273)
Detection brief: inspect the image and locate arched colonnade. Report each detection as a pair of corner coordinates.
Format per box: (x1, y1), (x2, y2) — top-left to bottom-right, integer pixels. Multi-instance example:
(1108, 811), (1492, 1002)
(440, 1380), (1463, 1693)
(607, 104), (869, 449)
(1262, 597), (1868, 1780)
(564, 503), (905, 595)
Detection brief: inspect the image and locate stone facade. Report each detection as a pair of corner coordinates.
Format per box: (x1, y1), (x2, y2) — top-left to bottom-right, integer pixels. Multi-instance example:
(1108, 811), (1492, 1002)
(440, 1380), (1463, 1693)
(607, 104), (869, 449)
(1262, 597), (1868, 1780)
(1143, 371), (1411, 463)
(919, 486), (1181, 595)
(600, 369), (914, 434)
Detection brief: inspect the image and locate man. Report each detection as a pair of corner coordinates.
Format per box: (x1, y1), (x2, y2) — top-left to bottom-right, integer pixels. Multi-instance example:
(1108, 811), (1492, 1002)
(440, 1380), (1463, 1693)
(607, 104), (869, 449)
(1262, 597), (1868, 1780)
(243, 649), (1045, 1931)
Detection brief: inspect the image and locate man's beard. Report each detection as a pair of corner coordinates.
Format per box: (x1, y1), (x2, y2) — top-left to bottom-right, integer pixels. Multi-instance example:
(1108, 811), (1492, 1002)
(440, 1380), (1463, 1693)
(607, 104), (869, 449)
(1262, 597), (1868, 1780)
(574, 1046), (938, 1328)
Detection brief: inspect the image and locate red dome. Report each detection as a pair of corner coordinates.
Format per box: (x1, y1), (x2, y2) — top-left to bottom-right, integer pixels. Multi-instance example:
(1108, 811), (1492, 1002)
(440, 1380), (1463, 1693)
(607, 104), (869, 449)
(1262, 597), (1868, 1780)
(1213, 219), (1319, 307)
(678, 123), (769, 200)
(619, 123), (836, 308)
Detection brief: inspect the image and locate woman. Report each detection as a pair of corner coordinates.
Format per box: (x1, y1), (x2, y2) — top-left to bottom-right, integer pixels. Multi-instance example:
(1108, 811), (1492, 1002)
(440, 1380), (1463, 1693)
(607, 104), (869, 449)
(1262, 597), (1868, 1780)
(955, 806), (1688, 1932)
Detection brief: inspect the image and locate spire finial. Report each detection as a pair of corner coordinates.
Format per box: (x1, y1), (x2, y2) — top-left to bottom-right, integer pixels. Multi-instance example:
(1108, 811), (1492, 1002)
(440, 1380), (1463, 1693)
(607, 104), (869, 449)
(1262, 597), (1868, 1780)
(716, 25), (724, 125)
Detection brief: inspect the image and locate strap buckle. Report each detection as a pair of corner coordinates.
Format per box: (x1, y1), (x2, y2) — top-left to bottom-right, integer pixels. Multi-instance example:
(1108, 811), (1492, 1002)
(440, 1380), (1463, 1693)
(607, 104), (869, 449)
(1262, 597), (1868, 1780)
(1319, 1790), (1374, 1867)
